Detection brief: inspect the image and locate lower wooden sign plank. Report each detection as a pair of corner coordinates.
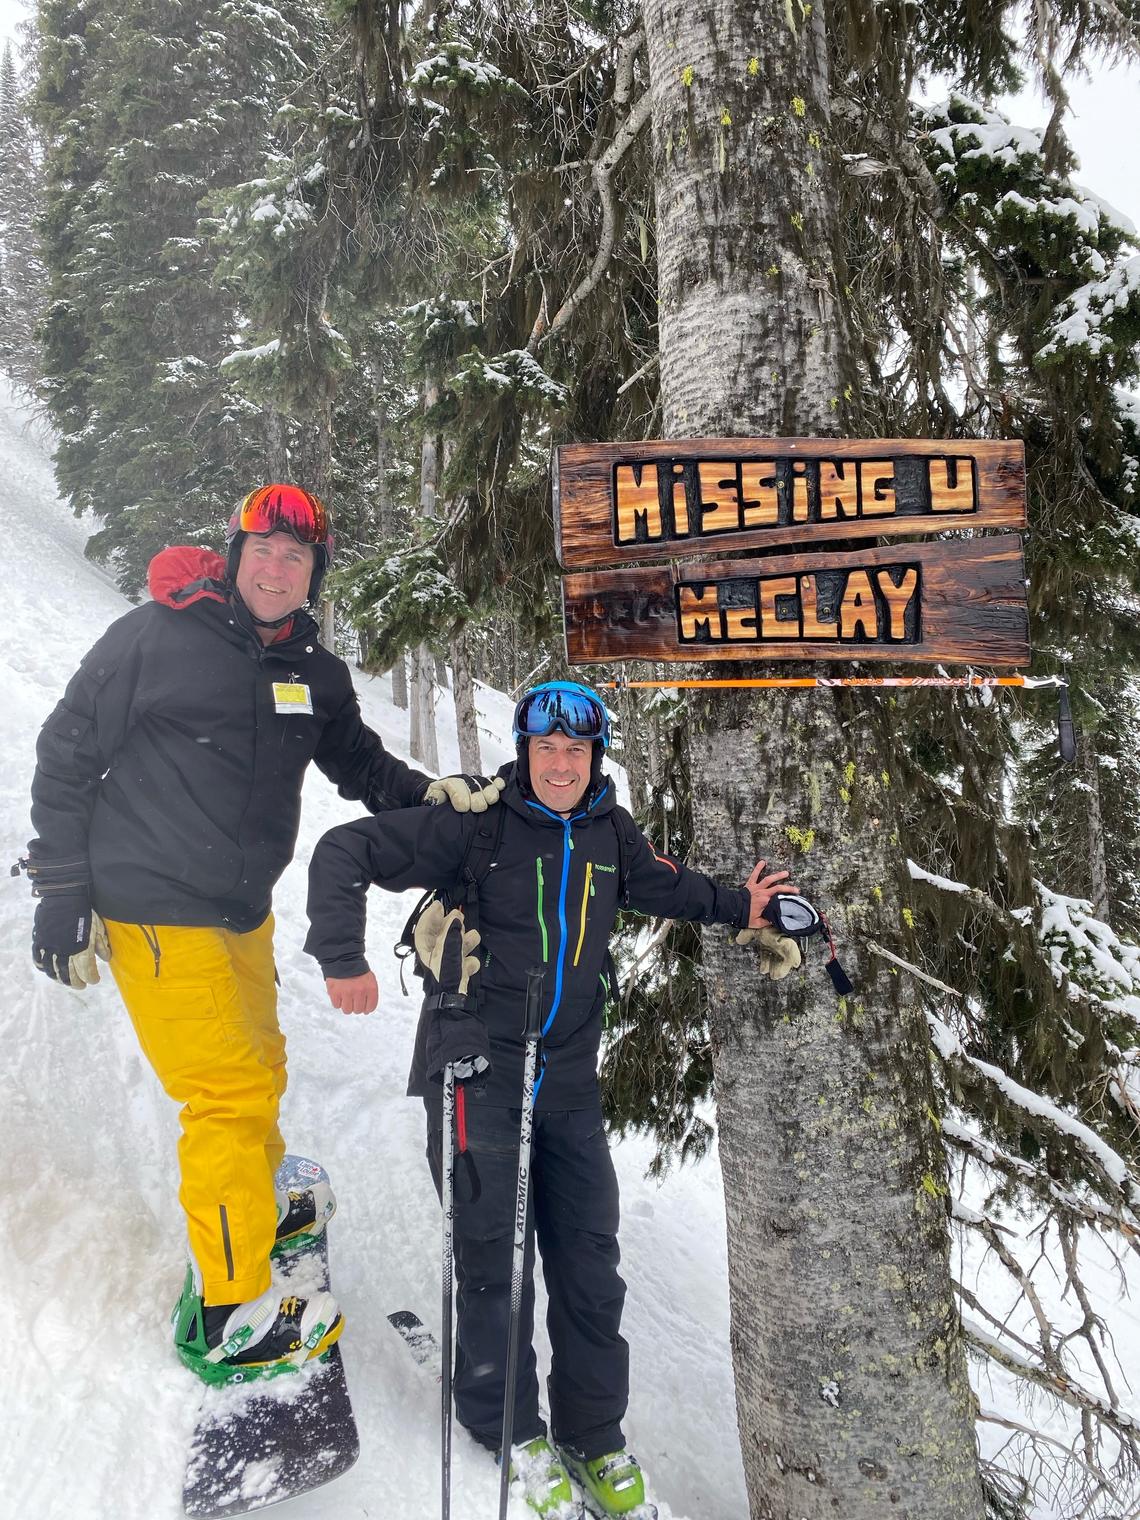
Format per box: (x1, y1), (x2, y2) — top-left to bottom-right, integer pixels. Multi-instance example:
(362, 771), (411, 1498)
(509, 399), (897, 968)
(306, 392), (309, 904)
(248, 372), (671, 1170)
(561, 536), (1029, 667)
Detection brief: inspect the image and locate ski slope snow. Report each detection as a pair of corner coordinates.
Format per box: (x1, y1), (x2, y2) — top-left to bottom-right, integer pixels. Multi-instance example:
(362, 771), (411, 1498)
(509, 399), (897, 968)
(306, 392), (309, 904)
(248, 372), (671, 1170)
(0, 378), (746, 1520)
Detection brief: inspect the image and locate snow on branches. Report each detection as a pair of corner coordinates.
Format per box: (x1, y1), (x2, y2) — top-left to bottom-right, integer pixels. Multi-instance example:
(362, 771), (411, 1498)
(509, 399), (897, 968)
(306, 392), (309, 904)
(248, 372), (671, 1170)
(885, 861), (1140, 1513)
(409, 43), (528, 105)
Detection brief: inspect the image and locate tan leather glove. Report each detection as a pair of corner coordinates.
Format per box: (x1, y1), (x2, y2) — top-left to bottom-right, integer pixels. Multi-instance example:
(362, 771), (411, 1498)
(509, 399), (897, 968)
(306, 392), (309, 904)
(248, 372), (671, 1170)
(423, 774), (506, 814)
(413, 902), (481, 993)
(414, 903), (487, 1081)
(734, 925), (802, 981)
(66, 911), (112, 990)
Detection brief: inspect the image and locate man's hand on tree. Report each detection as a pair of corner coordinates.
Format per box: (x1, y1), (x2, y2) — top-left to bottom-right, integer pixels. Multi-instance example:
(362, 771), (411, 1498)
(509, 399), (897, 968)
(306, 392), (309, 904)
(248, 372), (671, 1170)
(423, 774), (506, 813)
(325, 970), (378, 1014)
(742, 859), (798, 927)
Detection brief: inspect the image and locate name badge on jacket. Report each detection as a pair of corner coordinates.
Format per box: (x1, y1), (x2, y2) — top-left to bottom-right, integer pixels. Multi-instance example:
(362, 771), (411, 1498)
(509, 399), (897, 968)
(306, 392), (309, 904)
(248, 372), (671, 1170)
(271, 682), (314, 716)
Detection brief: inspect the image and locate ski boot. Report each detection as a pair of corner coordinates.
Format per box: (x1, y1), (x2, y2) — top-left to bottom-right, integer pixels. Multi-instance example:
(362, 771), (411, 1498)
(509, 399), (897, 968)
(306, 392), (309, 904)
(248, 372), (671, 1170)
(507, 1436), (580, 1517)
(559, 1446), (657, 1518)
(270, 1179), (336, 1257)
(172, 1266), (343, 1386)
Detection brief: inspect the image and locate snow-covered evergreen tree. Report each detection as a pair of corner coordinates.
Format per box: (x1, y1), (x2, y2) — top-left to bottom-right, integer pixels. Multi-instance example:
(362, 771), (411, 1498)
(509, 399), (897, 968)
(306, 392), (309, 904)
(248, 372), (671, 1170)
(0, 38), (46, 389)
(33, 0), (315, 591)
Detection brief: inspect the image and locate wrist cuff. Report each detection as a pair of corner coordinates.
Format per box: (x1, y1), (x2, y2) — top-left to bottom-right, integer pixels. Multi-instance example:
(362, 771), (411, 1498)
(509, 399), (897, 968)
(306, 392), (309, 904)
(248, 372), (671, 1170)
(320, 955), (370, 980)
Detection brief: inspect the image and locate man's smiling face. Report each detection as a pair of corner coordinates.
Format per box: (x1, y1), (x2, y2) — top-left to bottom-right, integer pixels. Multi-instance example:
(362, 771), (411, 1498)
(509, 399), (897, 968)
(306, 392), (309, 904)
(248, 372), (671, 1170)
(528, 730), (593, 814)
(235, 531), (314, 622)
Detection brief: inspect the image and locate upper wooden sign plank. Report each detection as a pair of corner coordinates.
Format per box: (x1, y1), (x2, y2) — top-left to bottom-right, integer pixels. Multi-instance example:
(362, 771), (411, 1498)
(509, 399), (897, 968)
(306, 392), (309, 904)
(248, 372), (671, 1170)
(553, 437), (1027, 568)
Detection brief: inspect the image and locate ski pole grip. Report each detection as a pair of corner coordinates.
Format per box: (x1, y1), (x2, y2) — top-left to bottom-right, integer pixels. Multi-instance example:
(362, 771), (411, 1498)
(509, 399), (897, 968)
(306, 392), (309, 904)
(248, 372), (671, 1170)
(523, 968), (545, 1040)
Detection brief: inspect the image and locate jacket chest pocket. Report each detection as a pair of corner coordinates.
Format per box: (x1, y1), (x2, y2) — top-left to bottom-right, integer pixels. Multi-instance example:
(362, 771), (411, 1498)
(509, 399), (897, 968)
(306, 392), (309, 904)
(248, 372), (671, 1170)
(571, 860), (620, 968)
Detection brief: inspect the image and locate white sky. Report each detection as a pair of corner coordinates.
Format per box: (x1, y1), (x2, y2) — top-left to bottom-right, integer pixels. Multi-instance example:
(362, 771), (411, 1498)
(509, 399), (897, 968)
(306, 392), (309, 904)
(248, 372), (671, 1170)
(0, 0), (1136, 241)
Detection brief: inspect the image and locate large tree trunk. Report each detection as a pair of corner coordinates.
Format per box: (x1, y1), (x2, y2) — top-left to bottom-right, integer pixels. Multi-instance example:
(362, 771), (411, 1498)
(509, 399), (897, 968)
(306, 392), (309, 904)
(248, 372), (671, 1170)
(372, 385), (410, 707)
(642, 5), (985, 1517)
(390, 652), (409, 711)
(409, 643), (439, 773)
(1077, 733), (1110, 923)
(410, 381), (441, 769)
(450, 626), (482, 773)
(318, 597), (336, 651)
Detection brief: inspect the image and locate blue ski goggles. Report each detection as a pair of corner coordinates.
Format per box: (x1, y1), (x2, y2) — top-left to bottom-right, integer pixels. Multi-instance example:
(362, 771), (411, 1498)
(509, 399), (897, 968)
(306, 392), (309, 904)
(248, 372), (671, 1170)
(512, 682), (611, 748)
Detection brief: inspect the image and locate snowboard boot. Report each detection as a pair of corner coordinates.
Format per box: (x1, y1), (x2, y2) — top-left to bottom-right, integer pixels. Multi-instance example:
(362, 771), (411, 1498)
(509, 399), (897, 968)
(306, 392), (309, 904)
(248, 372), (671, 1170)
(172, 1266), (343, 1386)
(507, 1436), (578, 1517)
(270, 1180), (336, 1257)
(559, 1446), (656, 1518)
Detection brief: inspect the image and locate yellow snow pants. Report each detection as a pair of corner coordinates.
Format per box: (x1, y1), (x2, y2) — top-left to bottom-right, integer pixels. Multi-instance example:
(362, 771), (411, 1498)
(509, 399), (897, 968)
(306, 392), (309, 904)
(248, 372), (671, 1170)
(103, 916), (286, 1305)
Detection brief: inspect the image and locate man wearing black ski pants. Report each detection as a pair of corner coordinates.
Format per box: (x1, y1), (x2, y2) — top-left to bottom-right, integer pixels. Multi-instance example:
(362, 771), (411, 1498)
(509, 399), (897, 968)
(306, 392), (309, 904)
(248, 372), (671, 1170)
(304, 680), (797, 1515)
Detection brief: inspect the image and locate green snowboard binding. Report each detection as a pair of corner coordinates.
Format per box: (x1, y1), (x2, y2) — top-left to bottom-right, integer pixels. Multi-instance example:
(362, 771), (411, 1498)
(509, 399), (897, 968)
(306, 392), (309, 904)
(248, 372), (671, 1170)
(172, 1266), (342, 1387)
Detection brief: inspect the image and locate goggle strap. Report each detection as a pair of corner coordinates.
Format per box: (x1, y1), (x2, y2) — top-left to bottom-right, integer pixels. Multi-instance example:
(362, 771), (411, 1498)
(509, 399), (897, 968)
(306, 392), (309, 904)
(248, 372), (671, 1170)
(818, 912), (855, 995)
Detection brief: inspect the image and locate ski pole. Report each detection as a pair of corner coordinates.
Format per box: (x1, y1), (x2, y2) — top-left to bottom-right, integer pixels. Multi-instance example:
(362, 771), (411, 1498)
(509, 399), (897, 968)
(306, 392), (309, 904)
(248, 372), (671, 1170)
(441, 1061), (456, 1520)
(497, 968), (545, 1520)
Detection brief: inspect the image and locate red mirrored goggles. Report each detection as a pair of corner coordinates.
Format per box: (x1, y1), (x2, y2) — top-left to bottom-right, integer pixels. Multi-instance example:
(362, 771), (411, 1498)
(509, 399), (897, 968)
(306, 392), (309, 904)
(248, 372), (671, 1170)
(237, 485), (331, 546)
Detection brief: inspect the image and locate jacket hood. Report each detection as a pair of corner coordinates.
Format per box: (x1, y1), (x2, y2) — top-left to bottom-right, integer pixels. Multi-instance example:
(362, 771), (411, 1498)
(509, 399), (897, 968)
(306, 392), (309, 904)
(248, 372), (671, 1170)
(148, 546), (228, 609)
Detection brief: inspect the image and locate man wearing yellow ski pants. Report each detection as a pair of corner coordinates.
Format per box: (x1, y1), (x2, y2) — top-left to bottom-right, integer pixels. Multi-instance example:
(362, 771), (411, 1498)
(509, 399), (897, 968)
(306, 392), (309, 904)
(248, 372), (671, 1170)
(105, 916), (285, 1305)
(24, 486), (502, 1380)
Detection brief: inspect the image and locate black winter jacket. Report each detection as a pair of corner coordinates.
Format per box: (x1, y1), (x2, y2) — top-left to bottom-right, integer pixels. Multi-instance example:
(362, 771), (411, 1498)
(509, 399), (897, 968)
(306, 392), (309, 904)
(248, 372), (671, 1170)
(304, 767), (751, 1109)
(29, 547), (429, 931)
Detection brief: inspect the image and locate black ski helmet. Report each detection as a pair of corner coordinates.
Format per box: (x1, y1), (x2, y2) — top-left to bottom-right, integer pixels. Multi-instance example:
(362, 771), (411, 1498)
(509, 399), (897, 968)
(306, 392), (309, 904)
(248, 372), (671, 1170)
(225, 483), (335, 607)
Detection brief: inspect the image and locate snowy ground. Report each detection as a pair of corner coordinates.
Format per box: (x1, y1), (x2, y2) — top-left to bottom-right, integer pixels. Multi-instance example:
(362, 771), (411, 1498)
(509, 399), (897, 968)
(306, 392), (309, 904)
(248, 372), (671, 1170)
(1, 374), (1137, 1520)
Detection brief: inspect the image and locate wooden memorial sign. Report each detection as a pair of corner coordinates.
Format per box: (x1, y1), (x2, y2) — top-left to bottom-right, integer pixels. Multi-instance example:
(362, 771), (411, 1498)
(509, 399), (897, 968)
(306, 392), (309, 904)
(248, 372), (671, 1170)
(561, 537), (1030, 667)
(554, 438), (1025, 568)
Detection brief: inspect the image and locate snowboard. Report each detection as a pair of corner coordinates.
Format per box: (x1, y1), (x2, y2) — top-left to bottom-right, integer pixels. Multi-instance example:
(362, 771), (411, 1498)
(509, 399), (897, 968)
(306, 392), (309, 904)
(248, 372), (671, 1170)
(386, 1310), (657, 1520)
(181, 1156), (359, 1518)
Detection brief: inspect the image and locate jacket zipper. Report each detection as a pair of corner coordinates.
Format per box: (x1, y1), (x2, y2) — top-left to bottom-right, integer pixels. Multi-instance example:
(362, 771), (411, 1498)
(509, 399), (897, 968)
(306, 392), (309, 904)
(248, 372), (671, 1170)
(573, 862), (594, 966)
(535, 857), (549, 962)
(525, 784), (611, 1102)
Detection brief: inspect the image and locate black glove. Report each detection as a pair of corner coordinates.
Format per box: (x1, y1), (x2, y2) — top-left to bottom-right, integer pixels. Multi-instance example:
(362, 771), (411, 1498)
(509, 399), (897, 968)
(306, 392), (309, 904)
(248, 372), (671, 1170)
(32, 888), (98, 987)
(425, 997), (492, 1084)
(415, 902), (491, 1084)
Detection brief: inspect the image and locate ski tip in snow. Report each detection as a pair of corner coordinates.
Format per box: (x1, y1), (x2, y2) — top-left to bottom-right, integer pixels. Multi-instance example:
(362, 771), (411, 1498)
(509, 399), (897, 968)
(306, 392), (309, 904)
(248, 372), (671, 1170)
(387, 1309), (444, 1381)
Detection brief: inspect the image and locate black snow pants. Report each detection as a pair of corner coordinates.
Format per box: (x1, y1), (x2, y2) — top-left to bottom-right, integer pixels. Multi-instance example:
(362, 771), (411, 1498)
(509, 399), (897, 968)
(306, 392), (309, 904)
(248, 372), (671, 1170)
(426, 1097), (629, 1461)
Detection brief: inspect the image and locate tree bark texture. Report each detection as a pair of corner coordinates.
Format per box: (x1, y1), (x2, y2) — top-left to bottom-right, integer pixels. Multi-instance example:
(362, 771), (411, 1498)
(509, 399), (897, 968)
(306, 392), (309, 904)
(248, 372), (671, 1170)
(1078, 735), (1110, 923)
(390, 651), (409, 711)
(450, 626), (482, 774)
(642, 5), (985, 1517)
(318, 597), (336, 651)
(373, 387), (409, 707)
(410, 382), (440, 769)
(409, 642), (439, 773)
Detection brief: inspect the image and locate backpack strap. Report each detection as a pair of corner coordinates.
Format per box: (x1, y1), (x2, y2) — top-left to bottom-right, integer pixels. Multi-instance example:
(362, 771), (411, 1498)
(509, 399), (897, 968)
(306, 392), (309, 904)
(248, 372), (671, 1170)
(395, 797), (510, 990)
(457, 797), (509, 937)
(610, 806), (640, 908)
(602, 806), (641, 1010)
